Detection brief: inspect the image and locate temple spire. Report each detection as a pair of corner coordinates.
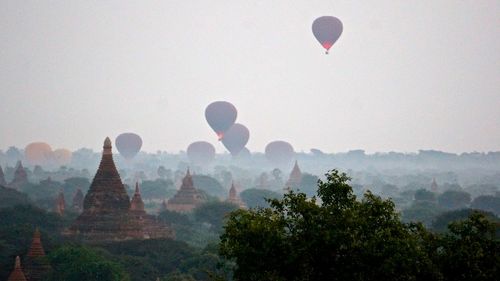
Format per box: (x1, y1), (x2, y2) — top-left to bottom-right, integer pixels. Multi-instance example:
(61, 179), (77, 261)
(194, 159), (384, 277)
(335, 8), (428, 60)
(130, 182), (145, 213)
(27, 228), (45, 257)
(7, 256), (27, 281)
(103, 137), (112, 155)
(0, 165), (6, 186)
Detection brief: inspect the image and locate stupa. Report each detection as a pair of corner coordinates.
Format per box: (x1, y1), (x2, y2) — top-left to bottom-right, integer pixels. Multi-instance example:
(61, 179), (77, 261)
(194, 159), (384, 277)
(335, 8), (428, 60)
(431, 178), (438, 192)
(55, 190), (65, 216)
(167, 169), (204, 213)
(72, 188), (84, 213)
(227, 182), (246, 209)
(9, 161), (28, 190)
(0, 165), (6, 186)
(24, 228), (51, 281)
(284, 161), (302, 191)
(7, 256), (27, 281)
(68, 137), (173, 241)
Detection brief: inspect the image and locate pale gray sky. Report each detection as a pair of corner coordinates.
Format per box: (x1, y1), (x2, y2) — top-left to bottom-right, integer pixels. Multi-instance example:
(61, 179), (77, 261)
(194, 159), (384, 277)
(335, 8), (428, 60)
(1, 1), (499, 153)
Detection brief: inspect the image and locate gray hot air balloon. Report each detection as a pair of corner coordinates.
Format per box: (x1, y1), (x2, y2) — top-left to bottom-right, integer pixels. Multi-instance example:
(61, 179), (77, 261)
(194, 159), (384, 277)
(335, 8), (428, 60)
(265, 141), (295, 166)
(221, 123), (249, 156)
(312, 16), (343, 54)
(205, 101), (237, 140)
(187, 141), (216, 166)
(115, 133), (142, 159)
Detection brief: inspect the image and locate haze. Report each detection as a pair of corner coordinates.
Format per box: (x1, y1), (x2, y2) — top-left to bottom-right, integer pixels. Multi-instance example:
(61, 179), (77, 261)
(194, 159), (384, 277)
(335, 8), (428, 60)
(1, 1), (499, 153)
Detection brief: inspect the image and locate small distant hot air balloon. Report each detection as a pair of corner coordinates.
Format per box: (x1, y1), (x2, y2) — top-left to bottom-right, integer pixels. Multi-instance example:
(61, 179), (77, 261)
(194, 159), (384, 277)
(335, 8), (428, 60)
(221, 123), (249, 156)
(205, 101), (237, 140)
(115, 133), (142, 159)
(265, 141), (295, 166)
(312, 16), (343, 54)
(53, 148), (72, 166)
(25, 142), (53, 166)
(187, 141), (216, 166)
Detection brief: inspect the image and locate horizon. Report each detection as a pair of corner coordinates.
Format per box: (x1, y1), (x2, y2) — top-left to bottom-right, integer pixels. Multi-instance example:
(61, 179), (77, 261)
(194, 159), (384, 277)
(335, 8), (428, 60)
(1, 1), (499, 154)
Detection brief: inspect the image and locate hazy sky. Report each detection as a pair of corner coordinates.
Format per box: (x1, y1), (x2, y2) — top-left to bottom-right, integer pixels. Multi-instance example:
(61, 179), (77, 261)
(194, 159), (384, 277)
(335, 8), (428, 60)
(1, 1), (499, 153)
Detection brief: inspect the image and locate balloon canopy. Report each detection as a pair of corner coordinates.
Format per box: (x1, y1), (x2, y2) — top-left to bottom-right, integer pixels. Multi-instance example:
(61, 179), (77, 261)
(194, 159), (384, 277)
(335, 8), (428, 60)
(221, 123), (249, 156)
(312, 16), (343, 54)
(25, 142), (53, 166)
(205, 101), (237, 140)
(187, 141), (216, 166)
(265, 141), (295, 166)
(115, 133), (142, 159)
(53, 148), (72, 166)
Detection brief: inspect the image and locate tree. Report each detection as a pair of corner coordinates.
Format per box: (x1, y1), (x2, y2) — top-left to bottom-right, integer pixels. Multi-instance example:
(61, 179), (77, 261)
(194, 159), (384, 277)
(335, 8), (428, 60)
(192, 175), (226, 198)
(298, 173), (319, 197)
(434, 212), (500, 281)
(193, 201), (239, 233)
(139, 179), (175, 200)
(437, 190), (471, 210)
(431, 208), (499, 235)
(220, 170), (437, 281)
(471, 195), (500, 216)
(414, 188), (436, 202)
(401, 201), (442, 226)
(239, 188), (281, 208)
(48, 245), (130, 281)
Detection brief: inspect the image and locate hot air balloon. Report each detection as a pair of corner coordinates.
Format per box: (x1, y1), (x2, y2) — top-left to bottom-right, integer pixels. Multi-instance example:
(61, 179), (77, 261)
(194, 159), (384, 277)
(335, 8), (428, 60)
(221, 123), (249, 156)
(187, 141), (216, 166)
(312, 16), (343, 54)
(115, 133), (142, 159)
(205, 101), (237, 140)
(265, 141), (295, 166)
(25, 142), (53, 166)
(53, 148), (72, 166)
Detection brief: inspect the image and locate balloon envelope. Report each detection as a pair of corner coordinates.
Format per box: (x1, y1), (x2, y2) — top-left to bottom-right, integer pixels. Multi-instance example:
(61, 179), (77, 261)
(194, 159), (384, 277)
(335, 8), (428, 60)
(187, 141), (216, 166)
(205, 101), (237, 140)
(115, 133), (142, 159)
(53, 149), (72, 166)
(221, 123), (249, 156)
(25, 142), (53, 166)
(265, 141), (295, 166)
(312, 16), (343, 53)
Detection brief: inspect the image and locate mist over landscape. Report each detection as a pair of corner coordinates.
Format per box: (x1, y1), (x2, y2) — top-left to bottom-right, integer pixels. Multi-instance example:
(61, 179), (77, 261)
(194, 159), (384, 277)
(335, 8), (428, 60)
(0, 1), (499, 281)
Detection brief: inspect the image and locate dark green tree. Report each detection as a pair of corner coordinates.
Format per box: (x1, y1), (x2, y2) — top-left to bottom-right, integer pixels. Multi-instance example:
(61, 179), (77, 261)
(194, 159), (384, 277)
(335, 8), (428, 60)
(47, 245), (130, 281)
(437, 190), (471, 210)
(239, 188), (281, 208)
(220, 170), (437, 281)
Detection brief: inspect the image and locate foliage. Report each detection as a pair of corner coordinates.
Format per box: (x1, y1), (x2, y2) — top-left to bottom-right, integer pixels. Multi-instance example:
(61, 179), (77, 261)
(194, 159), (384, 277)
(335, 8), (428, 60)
(192, 175), (226, 198)
(239, 188), (281, 208)
(47, 245), (130, 281)
(414, 188), (436, 202)
(220, 170), (438, 281)
(297, 173), (319, 197)
(471, 195), (500, 216)
(0, 185), (31, 208)
(433, 212), (500, 281)
(437, 190), (471, 210)
(193, 201), (239, 233)
(430, 208), (500, 236)
(140, 179), (176, 200)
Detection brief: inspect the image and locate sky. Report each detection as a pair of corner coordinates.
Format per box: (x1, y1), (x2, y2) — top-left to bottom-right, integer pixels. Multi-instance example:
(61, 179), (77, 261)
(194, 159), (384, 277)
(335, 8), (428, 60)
(0, 1), (499, 153)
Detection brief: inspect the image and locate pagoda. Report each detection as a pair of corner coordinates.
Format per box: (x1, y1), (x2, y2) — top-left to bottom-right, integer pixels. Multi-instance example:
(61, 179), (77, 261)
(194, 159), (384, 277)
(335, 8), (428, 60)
(431, 178), (438, 192)
(227, 182), (246, 209)
(130, 182), (146, 215)
(9, 161), (28, 190)
(167, 169), (204, 213)
(55, 190), (65, 216)
(24, 228), (51, 281)
(72, 188), (84, 213)
(7, 256), (27, 281)
(67, 137), (173, 241)
(0, 165), (6, 186)
(284, 161), (302, 191)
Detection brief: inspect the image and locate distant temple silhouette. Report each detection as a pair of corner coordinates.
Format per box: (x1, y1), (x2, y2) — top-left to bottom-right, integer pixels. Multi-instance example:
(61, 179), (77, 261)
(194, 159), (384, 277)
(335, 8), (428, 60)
(67, 137), (173, 241)
(227, 182), (246, 209)
(7, 229), (51, 281)
(167, 169), (205, 212)
(9, 161), (28, 190)
(284, 160), (302, 191)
